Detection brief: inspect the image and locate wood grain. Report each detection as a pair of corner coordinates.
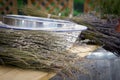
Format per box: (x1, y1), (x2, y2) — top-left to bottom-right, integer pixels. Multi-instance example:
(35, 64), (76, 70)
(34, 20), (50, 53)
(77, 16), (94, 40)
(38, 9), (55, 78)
(0, 66), (55, 80)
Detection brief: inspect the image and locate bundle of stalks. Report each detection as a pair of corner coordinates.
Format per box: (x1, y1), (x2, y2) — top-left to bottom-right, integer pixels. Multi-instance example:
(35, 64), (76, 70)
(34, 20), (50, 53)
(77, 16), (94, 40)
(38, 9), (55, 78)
(73, 14), (120, 56)
(0, 28), (90, 79)
(0, 28), (82, 72)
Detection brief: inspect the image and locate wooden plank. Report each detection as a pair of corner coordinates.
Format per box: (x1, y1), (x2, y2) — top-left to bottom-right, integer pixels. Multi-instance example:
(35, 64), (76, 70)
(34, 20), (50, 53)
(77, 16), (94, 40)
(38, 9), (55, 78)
(0, 66), (13, 76)
(84, 0), (91, 13)
(68, 45), (99, 57)
(68, 0), (73, 17)
(0, 66), (55, 80)
(12, 0), (17, 14)
(40, 73), (56, 80)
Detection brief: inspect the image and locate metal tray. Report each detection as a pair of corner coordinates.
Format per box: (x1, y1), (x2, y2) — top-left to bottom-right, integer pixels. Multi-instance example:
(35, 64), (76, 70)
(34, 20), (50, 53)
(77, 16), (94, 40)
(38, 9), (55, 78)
(2, 15), (87, 31)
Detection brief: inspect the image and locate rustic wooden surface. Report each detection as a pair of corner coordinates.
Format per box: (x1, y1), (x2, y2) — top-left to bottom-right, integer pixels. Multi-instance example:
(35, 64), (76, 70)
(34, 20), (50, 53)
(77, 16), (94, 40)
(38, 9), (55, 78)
(68, 44), (99, 57)
(0, 66), (55, 80)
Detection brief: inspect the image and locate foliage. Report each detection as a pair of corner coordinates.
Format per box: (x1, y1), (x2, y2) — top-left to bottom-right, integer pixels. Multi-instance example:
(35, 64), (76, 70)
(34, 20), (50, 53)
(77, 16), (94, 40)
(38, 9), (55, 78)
(74, 0), (84, 16)
(99, 0), (120, 16)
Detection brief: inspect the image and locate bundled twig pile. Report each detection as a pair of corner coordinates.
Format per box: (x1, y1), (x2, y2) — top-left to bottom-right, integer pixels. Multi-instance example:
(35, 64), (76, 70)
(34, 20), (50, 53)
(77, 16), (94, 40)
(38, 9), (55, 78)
(72, 14), (120, 56)
(0, 28), (79, 72)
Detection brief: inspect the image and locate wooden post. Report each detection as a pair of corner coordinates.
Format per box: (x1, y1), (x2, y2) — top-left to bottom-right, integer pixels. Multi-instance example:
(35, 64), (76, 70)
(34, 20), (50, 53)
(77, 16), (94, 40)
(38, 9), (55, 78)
(12, 0), (17, 14)
(68, 0), (73, 18)
(84, 0), (90, 13)
(27, 0), (32, 6)
(84, 0), (100, 14)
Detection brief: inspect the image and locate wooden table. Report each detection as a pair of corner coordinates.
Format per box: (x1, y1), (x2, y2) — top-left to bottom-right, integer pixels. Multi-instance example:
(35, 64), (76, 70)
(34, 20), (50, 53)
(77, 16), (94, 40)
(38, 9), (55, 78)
(0, 66), (55, 80)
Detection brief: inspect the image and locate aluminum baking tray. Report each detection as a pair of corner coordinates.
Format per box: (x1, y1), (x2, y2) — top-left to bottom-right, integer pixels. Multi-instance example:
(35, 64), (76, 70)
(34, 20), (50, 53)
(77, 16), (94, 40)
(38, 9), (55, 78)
(2, 15), (87, 31)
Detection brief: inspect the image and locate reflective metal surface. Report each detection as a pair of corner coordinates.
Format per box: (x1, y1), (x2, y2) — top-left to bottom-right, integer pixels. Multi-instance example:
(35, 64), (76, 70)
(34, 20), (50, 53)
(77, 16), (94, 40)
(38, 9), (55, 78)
(86, 47), (117, 59)
(3, 15), (69, 28)
(2, 15), (87, 31)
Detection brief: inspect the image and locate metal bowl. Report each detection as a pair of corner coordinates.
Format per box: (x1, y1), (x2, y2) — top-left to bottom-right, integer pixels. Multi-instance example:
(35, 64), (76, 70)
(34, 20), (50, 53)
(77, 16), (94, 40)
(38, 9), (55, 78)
(1, 15), (87, 49)
(2, 15), (70, 29)
(2, 15), (87, 31)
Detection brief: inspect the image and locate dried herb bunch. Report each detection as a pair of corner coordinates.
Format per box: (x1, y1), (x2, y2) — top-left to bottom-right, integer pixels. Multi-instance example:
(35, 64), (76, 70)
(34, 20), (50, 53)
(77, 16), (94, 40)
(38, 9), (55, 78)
(0, 28), (78, 72)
